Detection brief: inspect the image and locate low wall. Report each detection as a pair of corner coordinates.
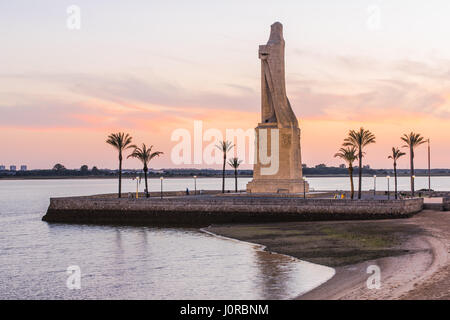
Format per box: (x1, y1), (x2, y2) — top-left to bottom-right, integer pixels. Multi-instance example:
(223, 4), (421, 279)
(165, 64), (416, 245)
(42, 195), (424, 227)
(423, 203), (444, 211)
(400, 191), (450, 198)
(444, 198), (450, 211)
(88, 190), (227, 198)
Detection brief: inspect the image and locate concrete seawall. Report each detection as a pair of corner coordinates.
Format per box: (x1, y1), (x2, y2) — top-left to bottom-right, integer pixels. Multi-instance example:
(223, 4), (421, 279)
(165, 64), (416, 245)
(42, 195), (424, 227)
(444, 198), (450, 211)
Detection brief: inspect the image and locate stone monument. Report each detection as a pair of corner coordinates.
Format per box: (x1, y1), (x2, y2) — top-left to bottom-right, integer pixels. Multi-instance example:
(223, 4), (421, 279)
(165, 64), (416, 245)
(247, 22), (309, 194)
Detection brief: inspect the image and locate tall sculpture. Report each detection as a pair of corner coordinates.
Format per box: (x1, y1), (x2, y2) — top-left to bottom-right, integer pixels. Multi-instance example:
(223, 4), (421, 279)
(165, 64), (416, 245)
(247, 22), (309, 194)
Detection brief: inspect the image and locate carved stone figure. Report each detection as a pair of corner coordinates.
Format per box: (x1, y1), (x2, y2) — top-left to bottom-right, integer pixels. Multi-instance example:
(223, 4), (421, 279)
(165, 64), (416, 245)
(259, 22), (298, 128)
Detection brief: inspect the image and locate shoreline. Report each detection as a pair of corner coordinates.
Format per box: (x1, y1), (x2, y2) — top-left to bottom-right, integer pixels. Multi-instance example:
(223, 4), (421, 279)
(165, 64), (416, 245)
(207, 210), (450, 300)
(200, 227), (336, 299)
(298, 234), (445, 300)
(0, 176), (253, 180)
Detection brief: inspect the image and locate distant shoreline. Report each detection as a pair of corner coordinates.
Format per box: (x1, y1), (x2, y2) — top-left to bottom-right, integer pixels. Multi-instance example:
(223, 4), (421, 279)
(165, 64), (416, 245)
(1, 173), (449, 180)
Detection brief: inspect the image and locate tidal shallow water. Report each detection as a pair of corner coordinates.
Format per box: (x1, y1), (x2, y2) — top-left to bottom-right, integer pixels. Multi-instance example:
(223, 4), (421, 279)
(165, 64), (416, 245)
(0, 179), (336, 300)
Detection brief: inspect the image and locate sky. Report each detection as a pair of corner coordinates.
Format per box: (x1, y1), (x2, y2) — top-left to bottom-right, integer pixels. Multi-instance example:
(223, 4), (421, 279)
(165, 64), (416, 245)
(1, 0), (449, 170)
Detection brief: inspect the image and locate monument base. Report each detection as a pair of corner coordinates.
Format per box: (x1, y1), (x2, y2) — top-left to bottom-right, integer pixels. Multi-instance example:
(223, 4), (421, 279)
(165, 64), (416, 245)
(247, 179), (310, 194)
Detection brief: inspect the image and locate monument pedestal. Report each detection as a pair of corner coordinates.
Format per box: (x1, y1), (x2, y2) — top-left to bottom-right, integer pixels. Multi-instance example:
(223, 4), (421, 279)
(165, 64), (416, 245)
(247, 179), (309, 194)
(247, 124), (309, 194)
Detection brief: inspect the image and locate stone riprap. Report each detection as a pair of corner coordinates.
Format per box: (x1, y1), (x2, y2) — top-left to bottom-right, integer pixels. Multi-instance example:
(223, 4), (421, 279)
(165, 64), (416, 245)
(42, 195), (424, 227)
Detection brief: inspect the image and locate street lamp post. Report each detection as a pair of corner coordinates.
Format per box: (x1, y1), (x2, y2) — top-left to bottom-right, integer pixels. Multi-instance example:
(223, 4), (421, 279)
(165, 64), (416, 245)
(160, 177), (164, 199)
(428, 139), (431, 192)
(373, 175), (377, 198)
(387, 176), (390, 200)
(303, 177), (306, 199)
(193, 176), (197, 195)
(134, 176), (140, 199)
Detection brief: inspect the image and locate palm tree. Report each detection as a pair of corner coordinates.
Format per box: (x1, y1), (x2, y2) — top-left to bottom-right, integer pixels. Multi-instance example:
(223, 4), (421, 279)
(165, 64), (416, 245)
(106, 132), (136, 198)
(216, 140), (234, 193)
(228, 157), (243, 193)
(388, 147), (406, 200)
(128, 144), (163, 198)
(334, 147), (358, 199)
(343, 128), (376, 199)
(401, 132), (426, 197)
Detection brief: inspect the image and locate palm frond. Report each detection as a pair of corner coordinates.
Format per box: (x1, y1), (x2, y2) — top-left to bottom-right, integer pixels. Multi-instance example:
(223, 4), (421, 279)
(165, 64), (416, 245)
(401, 132), (426, 149)
(343, 127), (376, 149)
(128, 143), (163, 167)
(106, 132), (136, 151)
(388, 147), (406, 161)
(216, 140), (234, 153)
(228, 157), (243, 169)
(334, 146), (358, 166)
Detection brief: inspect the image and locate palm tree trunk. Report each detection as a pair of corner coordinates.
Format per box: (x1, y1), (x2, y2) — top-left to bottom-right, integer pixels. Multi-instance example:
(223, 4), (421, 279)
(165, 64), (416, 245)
(394, 162), (398, 200)
(358, 149), (362, 199)
(410, 148), (415, 196)
(349, 166), (354, 200)
(234, 168), (238, 193)
(144, 169), (149, 198)
(118, 152), (122, 198)
(222, 155), (226, 193)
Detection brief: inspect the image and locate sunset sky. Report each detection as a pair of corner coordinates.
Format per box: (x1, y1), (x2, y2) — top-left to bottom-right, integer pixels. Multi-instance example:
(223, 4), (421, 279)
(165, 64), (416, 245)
(1, 0), (450, 170)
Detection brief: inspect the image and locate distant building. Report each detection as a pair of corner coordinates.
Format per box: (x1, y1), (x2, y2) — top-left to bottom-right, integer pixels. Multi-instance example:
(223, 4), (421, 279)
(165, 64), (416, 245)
(0, 165), (5, 171)
(315, 164), (327, 169)
(339, 164), (346, 169)
(363, 165), (371, 169)
(302, 164), (307, 169)
(20, 165), (27, 171)
(10, 165), (17, 171)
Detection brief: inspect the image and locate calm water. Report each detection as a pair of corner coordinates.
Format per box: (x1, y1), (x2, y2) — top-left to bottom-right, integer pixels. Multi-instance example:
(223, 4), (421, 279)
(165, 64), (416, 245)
(306, 175), (450, 192)
(130, 175), (448, 193)
(0, 178), (336, 300)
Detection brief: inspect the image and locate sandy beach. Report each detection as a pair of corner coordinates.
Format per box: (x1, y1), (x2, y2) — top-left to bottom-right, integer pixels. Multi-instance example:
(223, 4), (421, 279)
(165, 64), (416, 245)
(207, 210), (450, 300)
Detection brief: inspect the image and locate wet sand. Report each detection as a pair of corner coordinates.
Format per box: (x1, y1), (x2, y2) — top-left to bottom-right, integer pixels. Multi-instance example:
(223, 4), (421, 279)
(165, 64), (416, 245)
(207, 210), (449, 300)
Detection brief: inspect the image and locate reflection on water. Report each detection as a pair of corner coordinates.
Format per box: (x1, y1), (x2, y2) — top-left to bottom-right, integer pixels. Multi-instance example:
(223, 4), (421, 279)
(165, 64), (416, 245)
(0, 179), (337, 299)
